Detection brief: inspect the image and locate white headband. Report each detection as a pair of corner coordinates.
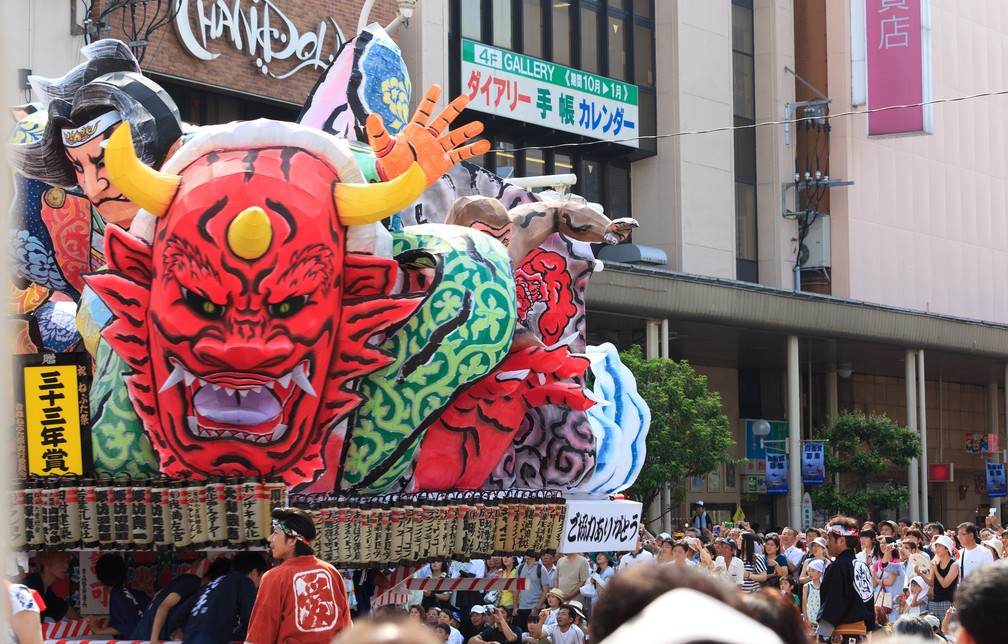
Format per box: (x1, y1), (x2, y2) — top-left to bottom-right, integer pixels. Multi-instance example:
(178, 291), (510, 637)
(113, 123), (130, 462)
(826, 524), (858, 536)
(62, 111), (122, 148)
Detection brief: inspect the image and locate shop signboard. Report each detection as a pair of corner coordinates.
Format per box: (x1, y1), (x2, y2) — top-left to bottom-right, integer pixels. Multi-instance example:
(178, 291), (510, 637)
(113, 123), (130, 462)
(15, 352), (92, 477)
(461, 39), (639, 148)
(865, 0), (932, 135)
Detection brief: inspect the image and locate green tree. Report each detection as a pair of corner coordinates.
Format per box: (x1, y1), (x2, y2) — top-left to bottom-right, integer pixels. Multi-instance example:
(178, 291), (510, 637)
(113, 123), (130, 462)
(810, 411), (921, 519)
(621, 345), (734, 513)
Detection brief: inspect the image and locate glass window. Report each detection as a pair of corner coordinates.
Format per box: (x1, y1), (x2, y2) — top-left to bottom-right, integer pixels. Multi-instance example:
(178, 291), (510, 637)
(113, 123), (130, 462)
(735, 183), (757, 261)
(732, 4), (754, 56)
(461, 2), (481, 40)
(552, 4), (571, 66)
(492, 0), (512, 49)
(494, 140), (517, 179)
(553, 152), (574, 175)
(580, 6), (600, 73)
(523, 0), (543, 58)
(634, 23), (654, 87)
(607, 15), (627, 81)
(734, 118), (756, 183)
(606, 164), (630, 219)
(634, 0), (653, 19)
(526, 147), (546, 177)
(733, 52), (755, 119)
(581, 159), (601, 204)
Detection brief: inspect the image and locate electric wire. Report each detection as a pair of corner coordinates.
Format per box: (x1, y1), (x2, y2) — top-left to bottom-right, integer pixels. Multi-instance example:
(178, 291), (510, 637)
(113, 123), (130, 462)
(488, 89), (1008, 154)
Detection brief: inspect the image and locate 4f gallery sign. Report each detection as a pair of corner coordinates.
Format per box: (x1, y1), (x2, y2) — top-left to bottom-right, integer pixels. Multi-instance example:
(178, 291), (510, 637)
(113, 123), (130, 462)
(174, 0), (349, 79)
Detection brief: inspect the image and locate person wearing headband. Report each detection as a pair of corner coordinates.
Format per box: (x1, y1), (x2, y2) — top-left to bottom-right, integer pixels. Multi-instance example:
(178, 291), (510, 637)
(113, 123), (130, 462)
(245, 507), (352, 643)
(815, 516), (877, 643)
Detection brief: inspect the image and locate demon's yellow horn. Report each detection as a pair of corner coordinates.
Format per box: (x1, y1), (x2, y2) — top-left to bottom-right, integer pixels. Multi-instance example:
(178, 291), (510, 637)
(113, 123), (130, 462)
(227, 207), (273, 260)
(333, 162), (426, 226)
(104, 121), (180, 217)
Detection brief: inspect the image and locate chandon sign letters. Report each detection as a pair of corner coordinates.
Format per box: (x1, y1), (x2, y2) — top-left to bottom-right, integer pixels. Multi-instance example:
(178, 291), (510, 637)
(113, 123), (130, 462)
(174, 0), (349, 79)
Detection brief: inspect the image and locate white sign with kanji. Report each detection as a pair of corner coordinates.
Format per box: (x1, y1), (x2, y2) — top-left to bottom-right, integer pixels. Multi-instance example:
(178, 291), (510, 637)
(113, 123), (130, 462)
(461, 39), (639, 148)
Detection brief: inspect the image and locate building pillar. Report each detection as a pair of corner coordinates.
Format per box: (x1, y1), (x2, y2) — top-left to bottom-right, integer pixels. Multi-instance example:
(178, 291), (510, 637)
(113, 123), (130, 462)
(788, 336), (801, 526)
(917, 351), (928, 522)
(646, 320), (660, 360)
(906, 350), (920, 522)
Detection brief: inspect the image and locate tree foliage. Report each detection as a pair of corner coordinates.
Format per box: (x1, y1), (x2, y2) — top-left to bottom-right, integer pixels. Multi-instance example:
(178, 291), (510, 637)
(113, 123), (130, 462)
(621, 345), (734, 512)
(810, 411), (921, 519)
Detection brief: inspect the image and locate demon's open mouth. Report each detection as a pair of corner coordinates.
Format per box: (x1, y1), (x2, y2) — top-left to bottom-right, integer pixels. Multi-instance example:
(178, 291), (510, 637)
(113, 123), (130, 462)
(160, 358), (316, 445)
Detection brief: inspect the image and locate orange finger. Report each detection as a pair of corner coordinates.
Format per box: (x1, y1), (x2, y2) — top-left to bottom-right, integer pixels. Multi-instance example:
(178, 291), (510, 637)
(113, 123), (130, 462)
(439, 121), (484, 153)
(366, 113), (394, 157)
(409, 85), (442, 128)
(448, 139), (491, 165)
(429, 93), (471, 136)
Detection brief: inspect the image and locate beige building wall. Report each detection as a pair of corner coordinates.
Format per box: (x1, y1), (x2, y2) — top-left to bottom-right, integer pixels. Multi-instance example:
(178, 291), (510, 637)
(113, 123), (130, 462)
(826, 1), (1008, 322)
(9, 2), (80, 83)
(633, 1), (736, 279)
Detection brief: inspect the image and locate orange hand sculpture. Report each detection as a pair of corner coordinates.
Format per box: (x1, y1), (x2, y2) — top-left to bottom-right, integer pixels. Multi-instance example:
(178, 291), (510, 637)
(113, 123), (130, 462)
(367, 85), (491, 188)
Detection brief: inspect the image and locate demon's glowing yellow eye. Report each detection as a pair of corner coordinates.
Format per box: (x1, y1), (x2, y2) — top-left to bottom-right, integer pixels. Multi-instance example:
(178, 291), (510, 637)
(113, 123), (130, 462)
(182, 287), (225, 320)
(268, 295), (310, 319)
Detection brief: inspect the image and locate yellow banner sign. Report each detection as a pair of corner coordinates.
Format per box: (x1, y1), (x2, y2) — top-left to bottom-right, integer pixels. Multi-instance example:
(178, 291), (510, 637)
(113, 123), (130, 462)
(23, 364), (85, 475)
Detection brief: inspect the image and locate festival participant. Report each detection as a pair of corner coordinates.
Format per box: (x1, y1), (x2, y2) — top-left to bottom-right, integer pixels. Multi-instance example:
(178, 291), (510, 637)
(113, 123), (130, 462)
(954, 560), (1008, 644)
(22, 552), (80, 622)
(740, 533), (768, 593)
(469, 606), (519, 643)
(540, 605), (584, 644)
(515, 555), (550, 633)
(538, 588), (564, 629)
(814, 516), (876, 643)
(181, 551), (267, 644)
(798, 537), (830, 586)
(779, 528), (805, 574)
(6, 580), (44, 644)
(552, 553), (589, 607)
(956, 522), (993, 580)
(917, 534), (959, 620)
(876, 536), (906, 624)
(86, 553), (149, 639)
(802, 561), (825, 629)
(708, 538), (745, 588)
(245, 507), (352, 643)
(617, 534), (654, 570)
(762, 533), (790, 589)
(130, 558), (220, 644)
(691, 501), (713, 534)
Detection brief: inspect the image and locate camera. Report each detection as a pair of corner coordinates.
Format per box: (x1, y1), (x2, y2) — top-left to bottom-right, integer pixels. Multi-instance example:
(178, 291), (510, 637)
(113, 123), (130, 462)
(644, 539), (652, 546)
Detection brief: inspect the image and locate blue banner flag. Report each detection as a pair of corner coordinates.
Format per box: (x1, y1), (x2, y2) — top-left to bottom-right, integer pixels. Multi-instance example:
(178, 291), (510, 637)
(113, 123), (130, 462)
(987, 462), (1007, 498)
(766, 453), (788, 495)
(802, 441), (825, 486)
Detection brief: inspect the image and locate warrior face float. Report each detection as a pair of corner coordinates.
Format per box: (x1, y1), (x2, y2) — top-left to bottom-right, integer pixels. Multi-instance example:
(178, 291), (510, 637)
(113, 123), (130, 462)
(89, 122), (425, 484)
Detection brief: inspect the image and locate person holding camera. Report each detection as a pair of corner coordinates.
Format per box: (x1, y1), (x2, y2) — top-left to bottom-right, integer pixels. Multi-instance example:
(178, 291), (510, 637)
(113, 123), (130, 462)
(617, 533), (654, 571)
(469, 606), (520, 643)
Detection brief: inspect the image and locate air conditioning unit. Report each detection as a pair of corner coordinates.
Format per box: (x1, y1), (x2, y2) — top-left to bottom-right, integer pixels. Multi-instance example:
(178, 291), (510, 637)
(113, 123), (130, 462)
(798, 214), (831, 269)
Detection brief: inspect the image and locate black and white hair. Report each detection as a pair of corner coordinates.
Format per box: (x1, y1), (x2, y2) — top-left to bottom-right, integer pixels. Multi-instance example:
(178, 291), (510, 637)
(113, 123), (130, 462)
(12, 39), (182, 188)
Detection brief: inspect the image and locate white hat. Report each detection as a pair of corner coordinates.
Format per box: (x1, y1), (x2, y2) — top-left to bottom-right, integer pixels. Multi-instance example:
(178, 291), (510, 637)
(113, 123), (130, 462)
(923, 614), (941, 630)
(809, 559), (825, 573)
(659, 532), (673, 540)
(933, 534), (956, 554)
(470, 605), (485, 614)
(695, 500), (705, 506)
(602, 588), (783, 644)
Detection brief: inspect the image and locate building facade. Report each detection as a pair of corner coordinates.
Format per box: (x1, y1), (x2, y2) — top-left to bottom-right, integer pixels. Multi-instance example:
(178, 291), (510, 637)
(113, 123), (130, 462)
(6, 0), (1008, 531)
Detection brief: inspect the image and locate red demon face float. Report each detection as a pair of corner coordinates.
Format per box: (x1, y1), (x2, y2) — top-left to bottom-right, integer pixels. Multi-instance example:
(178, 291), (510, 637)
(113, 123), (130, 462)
(86, 121), (426, 485)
